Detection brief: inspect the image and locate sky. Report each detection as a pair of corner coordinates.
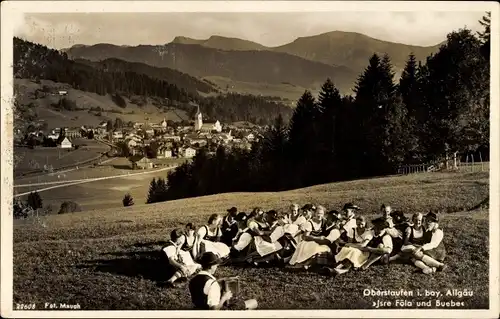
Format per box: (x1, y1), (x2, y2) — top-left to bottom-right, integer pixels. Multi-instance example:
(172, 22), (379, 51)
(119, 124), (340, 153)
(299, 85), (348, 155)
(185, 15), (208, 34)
(16, 11), (485, 50)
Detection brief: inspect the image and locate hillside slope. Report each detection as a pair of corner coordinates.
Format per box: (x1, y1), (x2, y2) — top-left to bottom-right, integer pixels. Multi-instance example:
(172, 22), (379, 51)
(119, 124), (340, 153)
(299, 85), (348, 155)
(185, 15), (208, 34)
(172, 35), (267, 51)
(65, 42), (358, 93)
(14, 78), (190, 129)
(13, 171), (489, 310)
(75, 58), (217, 95)
(272, 31), (441, 74)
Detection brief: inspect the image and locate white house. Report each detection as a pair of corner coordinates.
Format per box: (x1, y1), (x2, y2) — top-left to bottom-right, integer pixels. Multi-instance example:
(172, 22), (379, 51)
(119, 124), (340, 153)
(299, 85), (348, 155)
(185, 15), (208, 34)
(182, 147), (196, 158)
(58, 90), (68, 96)
(48, 133), (60, 140)
(59, 137), (73, 149)
(157, 147), (173, 159)
(113, 131), (123, 139)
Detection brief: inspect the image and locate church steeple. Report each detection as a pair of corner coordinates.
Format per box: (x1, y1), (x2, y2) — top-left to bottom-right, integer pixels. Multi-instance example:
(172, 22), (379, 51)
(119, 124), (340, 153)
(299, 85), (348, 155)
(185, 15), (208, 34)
(194, 105), (203, 131)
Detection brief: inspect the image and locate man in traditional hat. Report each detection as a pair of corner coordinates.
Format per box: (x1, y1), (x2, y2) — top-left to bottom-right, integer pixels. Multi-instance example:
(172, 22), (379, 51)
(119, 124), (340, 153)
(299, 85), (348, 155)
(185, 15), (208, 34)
(189, 252), (233, 310)
(360, 217), (393, 270)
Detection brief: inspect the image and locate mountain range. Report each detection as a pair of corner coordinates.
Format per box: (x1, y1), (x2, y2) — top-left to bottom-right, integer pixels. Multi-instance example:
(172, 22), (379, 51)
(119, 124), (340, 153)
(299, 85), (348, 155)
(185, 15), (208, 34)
(65, 31), (443, 96)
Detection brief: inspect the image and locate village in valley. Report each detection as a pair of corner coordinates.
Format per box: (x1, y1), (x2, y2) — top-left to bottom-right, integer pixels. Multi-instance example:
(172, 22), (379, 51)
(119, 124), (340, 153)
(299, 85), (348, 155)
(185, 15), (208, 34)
(15, 89), (263, 174)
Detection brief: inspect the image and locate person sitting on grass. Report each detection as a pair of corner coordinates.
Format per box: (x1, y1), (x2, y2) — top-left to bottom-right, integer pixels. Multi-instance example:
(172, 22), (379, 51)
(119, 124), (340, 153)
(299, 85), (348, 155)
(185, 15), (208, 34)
(410, 211), (447, 274)
(221, 207), (239, 247)
(230, 208), (270, 259)
(300, 203), (315, 221)
(282, 203), (309, 239)
(358, 217), (394, 270)
(322, 216), (374, 276)
(380, 204), (405, 257)
(193, 214), (231, 261)
(389, 212), (425, 263)
(287, 205), (338, 270)
(162, 228), (202, 288)
(188, 252), (234, 310)
(183, 223), (197, 252)
(339, 203), (360, 244)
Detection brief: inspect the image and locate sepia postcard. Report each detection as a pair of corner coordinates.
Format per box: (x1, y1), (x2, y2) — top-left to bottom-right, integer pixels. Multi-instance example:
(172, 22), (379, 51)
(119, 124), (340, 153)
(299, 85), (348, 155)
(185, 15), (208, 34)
(1, 1), (499, 318)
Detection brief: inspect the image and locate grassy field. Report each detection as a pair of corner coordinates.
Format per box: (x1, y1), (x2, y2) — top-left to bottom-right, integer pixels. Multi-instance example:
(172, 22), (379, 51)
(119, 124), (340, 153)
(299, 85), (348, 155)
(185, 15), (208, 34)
(14, 139), (109, 176)
(12, 170), (490, 310)
(14, 79), (189, 129)
(203, 75), (321, 104)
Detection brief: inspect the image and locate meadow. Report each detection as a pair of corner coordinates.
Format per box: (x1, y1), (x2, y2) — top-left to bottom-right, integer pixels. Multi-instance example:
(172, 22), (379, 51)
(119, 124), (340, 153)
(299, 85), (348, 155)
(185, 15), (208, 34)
(14, 139), (109, 176)
(12, 170), (489, 310)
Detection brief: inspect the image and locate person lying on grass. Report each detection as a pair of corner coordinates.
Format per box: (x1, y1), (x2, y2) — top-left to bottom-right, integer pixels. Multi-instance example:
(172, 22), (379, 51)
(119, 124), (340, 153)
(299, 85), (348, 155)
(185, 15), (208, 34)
(162, 228), (202, 288)
(193, 214), (231, 261)
(321, 216), (374, 276)
(410, 211), (447, 274)
(287, 206), (343, 270)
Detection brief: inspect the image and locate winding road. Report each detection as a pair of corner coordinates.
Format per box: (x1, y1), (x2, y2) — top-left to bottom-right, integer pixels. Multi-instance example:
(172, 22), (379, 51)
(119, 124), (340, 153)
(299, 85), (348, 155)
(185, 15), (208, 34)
(14, 165), (179, 197)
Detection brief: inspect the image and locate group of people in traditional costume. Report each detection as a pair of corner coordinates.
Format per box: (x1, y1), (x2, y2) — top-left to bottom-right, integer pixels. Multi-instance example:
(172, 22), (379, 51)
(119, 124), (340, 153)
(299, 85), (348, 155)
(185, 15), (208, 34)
(161, 202), (447, 309)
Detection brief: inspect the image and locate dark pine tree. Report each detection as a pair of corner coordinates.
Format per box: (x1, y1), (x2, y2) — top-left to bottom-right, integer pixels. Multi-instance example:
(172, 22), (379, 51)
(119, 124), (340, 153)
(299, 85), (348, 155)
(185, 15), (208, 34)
(287, 90), (318, 187)
(316, 78), (342, 182)
(146, 178), (158, 204)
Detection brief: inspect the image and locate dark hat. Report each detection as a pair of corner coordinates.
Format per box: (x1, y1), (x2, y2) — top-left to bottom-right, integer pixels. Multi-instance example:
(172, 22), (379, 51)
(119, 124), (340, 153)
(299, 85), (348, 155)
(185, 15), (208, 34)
(227, 207), (238, 214)
(266, 210), (279, 222)
(236, 212), (248, 222)
(343, 203), (360, 211)
(199, 252), (222, 268)
(371, 217), (389, 228)
(301, 204), (315, 211)
(425, 211), (439, 222)
(326, 210), (341, 222)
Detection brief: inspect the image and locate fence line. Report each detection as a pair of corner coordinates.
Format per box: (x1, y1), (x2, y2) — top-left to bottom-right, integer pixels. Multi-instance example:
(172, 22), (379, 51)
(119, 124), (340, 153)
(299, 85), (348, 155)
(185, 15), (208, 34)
(398, 158), (488, 175)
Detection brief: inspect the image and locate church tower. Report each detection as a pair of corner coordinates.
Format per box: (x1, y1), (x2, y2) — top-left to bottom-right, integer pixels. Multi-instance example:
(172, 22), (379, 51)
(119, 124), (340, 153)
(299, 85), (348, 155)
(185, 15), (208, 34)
(194, 105), (203, 131)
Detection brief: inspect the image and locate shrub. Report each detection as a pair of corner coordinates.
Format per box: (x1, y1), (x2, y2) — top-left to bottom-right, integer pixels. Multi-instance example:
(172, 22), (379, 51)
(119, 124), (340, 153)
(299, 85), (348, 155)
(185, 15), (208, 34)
(27, 191), (43, 210)
(122, 193), (134, 207)
(58, 201), (81, 214)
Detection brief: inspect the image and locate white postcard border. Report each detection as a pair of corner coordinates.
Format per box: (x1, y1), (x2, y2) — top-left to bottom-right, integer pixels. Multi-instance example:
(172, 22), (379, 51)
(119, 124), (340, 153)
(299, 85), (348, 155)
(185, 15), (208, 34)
(1, 1), (499, 318)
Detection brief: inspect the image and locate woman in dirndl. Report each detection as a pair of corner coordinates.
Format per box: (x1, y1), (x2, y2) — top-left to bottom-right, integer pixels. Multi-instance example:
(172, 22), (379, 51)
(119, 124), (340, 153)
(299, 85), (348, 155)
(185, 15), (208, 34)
(193, 214), (231, 260)
(183, 223), (197, 256)
(323, 216), (374, 275)
(389, 212), (424, 262)
(287, 206), (341, 269)
(162, 228), (202, 288)
(410, 211), (447, 274)
(230, 209), (270, 260)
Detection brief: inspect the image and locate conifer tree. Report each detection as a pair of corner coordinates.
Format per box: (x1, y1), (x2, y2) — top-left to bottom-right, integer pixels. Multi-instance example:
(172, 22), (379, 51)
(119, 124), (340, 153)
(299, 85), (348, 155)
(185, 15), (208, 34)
(146, 178), (158, 204)
(317, 78), (342, 181)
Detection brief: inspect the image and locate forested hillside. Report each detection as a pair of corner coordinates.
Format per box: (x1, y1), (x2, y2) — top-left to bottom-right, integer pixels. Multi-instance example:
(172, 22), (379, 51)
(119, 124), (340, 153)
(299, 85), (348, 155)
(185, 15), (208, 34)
(13, 37), (293, 126)
(147, 18), (490, 203)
